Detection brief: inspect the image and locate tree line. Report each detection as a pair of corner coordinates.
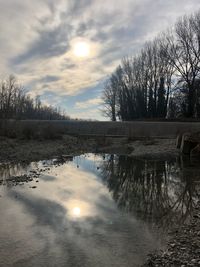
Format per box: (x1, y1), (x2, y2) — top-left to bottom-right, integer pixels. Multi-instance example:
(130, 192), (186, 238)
(102, 10), (200, 121)
(0, 75), (69, 120)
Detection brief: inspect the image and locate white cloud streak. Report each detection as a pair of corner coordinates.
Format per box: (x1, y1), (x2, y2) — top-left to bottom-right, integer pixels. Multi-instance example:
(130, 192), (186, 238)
(75, 97), (103, 109)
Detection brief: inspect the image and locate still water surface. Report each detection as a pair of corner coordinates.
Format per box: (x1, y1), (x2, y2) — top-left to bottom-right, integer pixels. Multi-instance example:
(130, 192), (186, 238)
(0, 154), (199, 267)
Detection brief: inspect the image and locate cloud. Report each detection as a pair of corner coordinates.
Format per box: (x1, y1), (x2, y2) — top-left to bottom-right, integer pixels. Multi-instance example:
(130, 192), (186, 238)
(39, 75), (60, 83)
(70, 109), (104, 121)
(12, 24), (70, 65)
(75, 97), (102, 109)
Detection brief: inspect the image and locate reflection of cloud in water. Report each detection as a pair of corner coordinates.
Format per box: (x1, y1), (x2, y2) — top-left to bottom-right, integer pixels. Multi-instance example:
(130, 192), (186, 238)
(54, 163), (112, 220)
(40, 174), (56, 182)
(73, 154), (104, 178)
(7, 188), (156, 267)
(0, 154), (168, 267)
(9, 191), (67, 231)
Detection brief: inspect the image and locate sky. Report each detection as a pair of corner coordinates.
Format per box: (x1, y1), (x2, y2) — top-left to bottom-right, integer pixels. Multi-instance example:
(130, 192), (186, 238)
(1, 0), (200, 120)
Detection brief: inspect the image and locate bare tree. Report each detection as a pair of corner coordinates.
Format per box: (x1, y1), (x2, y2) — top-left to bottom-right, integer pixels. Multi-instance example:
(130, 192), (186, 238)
(164, 15), (200, 117)
(102, 78), (117, 121)
(0, 75), (69, 120)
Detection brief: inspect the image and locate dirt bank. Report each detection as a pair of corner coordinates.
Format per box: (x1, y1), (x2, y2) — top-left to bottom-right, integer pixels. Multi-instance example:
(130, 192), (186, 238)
(98, 137), (179, 159)
(0, 136), (179, 164)
(0, 135), (96, 164)
(129, 138), (179, 159)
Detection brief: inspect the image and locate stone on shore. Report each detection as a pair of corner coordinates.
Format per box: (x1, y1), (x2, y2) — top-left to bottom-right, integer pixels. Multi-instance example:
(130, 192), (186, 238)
(176, 134), (182, 149)
(180, 133), (198, 154)
(191, 144), (200, 158)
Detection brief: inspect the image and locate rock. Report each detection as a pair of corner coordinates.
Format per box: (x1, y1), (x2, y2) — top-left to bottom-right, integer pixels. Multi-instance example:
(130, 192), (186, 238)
(190, 144), (200, 158)
(176, 134), (182, 149)
(30, 170), (37, 174)
(180, 133), (198, 154)
(127, 144), (134, 152)
(187, 131), (200, 143)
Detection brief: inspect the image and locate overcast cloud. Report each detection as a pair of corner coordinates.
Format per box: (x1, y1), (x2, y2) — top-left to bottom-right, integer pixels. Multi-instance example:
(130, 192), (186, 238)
(0, 0), (200, 119)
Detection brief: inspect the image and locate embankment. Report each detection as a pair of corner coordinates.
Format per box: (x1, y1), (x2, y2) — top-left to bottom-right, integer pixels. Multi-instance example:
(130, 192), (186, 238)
(1, 120), (200, 139)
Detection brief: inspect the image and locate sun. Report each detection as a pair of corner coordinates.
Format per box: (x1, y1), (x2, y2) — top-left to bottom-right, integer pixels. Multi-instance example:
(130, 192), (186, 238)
(73, 41), (90, 58)
(72, 207), (81, 217)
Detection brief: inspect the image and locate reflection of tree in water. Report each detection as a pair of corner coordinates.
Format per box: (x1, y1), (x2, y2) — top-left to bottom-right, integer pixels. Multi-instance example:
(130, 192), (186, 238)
(0, 163), (27, 181)
(0, 161), (42, 185)
(101, 155), (200, 229)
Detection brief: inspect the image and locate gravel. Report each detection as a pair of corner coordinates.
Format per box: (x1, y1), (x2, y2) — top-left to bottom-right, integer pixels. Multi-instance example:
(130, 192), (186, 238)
(143, 201), (200, 267)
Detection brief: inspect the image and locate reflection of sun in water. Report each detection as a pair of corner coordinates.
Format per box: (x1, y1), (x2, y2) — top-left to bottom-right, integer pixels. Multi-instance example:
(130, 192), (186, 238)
(73, 41), (90, 58)
(66, 198), (94, 218)
(72, 207), (81, 217)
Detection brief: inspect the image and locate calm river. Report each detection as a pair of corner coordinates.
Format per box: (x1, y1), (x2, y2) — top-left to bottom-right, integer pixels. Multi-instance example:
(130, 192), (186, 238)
(0, 154), (199, 267)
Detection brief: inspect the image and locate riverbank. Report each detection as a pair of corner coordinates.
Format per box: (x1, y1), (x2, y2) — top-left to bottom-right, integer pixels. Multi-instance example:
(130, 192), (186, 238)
(143, 200), (200, 267)
(97, 137), (179, 160)
(0, 136), (179, 164)
(0, 135), (96, 164)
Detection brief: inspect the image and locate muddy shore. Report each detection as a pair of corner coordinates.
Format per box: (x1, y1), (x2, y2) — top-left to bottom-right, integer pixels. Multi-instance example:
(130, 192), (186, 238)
(0, 135), (179, 165)
(0, 135), (97, 164)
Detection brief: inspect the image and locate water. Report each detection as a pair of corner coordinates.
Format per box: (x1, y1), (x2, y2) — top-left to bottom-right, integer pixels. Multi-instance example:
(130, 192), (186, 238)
(0, 154), (199, 267)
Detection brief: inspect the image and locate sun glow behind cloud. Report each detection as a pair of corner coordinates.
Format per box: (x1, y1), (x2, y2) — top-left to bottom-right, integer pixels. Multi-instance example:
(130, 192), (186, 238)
(72, 207), (81, 217)
(73, 41), (90, 58)
(70, 37), (100, 60)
